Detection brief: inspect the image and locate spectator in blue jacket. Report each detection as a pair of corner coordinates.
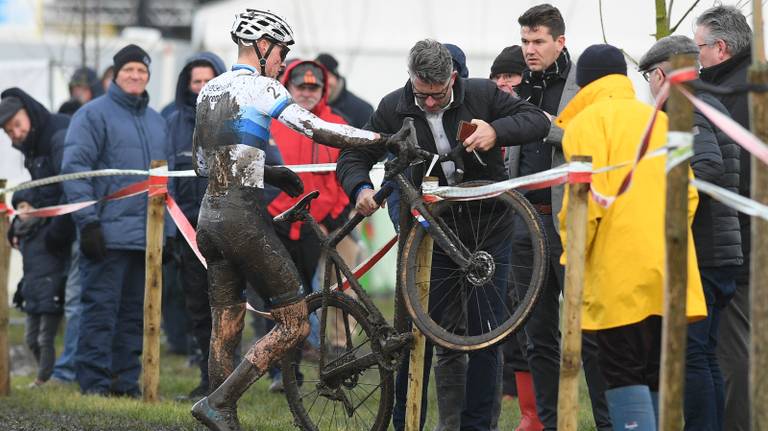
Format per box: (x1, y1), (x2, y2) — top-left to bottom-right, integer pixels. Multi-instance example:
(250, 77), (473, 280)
(1, 88), (72, 387)
(61, 44), (172, 397)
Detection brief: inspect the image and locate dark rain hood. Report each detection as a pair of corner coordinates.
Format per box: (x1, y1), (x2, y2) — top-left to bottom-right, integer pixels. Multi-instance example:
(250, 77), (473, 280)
(1, 87), (53, 154)
(175, 51), (227, 109)
(70, 67), (104, 100)
(279, 59), (331, 115)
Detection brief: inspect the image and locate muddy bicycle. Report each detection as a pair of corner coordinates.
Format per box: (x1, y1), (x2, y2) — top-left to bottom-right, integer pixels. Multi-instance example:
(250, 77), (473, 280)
(273, 118), (548, 431)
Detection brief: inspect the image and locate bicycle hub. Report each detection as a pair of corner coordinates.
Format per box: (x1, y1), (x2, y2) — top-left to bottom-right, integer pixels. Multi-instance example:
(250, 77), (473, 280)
(466, 251), (495, 286)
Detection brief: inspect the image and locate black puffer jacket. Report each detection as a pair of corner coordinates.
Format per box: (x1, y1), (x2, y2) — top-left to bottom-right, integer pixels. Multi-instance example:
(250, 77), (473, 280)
(336, 77), (550, 197)
(700, 48), (751, 280)
(689, 91), (742, 267)
(2, 88), (69, 209)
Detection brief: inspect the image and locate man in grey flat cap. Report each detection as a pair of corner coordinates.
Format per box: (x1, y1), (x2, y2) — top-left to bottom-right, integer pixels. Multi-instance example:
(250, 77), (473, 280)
(639, 34), (742, 431)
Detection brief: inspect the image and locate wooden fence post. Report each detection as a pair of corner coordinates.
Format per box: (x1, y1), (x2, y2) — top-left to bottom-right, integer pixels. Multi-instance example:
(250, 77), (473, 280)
(142, 161), (167, 402)
(658, 54), (696, 431)
(557, 155), (592, 431)
(0, 179), (11, 396)
(749, 1), (768, 428)
(405, 221), (432, 430)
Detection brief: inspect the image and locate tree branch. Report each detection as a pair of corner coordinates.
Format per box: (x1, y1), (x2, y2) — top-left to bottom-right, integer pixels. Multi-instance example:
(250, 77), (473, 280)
(670, 0), (701, 34)
(668, 0), (675, 27)
(599, 0), (608, 43)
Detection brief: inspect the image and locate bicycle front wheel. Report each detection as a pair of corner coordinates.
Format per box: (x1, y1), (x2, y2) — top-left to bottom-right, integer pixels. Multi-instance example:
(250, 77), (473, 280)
(401, 181), (548, 351)
(282, 291), (394, 431)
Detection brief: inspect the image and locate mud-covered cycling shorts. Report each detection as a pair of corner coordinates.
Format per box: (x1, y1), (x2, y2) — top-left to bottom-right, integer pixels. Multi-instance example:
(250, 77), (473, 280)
(196, 144), (304, 308)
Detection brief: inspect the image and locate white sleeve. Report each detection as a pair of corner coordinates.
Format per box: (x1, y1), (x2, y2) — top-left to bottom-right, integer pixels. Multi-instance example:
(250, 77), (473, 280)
(277, 102), (377, 140)
(246, 77), (294, 119)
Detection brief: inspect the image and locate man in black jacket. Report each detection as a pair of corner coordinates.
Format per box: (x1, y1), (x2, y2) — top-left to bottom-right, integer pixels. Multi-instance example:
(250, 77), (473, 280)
(641, 34), (743, 431)
(336, 38), (549, 431)
(512, 5), (611, 430)
(1, 88), (73, 385)
(694, 6), (752, 430)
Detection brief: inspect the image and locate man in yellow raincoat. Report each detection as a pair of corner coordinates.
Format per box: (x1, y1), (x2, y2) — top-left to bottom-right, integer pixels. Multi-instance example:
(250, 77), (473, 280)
(556, 44), (707, 431)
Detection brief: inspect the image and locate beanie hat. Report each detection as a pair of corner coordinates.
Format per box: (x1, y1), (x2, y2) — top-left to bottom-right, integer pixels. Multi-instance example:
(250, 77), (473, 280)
(113, 44), (151, 77)
(490, 45), (526, 78)
(576, 44), (627, 87)
(0, 96), (23, 126)
(315, 53), (339, 77)
(444, 43), (469, 78)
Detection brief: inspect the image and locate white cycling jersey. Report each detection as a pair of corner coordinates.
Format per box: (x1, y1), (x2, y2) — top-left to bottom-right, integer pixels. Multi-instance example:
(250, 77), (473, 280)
(193, 63), (376, 181)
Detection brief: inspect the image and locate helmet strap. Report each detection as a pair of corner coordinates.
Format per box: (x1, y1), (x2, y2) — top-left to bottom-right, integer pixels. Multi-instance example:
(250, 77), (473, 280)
(253, 39), (277, 76)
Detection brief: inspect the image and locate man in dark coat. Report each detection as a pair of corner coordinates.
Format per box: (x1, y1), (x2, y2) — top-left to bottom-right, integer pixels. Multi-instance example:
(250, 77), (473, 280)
(167, 51), (226, 399)
(315, 52), (374, 128)
(512, 5), (611, 430)
(1, 87), (72, 385)
(337, 38), (550, 431)
(61, 44), (172, 397)
(642, 34), (743, 431)
(694, 6), (753, 430)
(58, 67), (104, 115)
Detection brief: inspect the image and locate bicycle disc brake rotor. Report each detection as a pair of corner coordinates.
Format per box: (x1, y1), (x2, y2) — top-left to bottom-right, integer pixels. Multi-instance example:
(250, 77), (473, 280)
(466, 250), (495, 286)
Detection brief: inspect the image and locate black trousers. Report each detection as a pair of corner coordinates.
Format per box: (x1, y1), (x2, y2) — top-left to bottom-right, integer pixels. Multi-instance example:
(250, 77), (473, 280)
(179, 231), (213, 387)
(512, 215), (611, 430)
(595, 316), (662, 390)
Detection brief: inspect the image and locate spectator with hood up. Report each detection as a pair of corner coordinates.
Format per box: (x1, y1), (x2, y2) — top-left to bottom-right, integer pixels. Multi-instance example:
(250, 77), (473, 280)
(167, 51), (226, 400)
(58, 67), (104, 115)
(1, 87), (72, 387)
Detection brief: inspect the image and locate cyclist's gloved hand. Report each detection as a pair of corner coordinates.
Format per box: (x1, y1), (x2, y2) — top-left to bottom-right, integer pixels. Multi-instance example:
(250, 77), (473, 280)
(265, 166), (304, 198)
(386, 117), (415, 155)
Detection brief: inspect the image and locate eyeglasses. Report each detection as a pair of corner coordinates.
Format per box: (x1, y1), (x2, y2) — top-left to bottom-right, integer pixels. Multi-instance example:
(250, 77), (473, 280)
(642, 67), (665, 82)
(412, 79), (453, 100)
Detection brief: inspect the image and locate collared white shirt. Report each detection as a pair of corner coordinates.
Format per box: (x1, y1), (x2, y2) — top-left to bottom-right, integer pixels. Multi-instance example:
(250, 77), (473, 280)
(416, 91), (456, 184)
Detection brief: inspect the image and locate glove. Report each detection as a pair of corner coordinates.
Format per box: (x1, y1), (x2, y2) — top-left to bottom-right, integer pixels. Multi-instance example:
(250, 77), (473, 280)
(264, 166), (304, 198)
(80, 222), (107, 261)
(386, 117), (415, 156)
(12, 286), (24, 310)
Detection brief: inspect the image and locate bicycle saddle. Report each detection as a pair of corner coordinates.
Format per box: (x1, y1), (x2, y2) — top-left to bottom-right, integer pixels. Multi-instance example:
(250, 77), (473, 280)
(273, 190), (320, 223)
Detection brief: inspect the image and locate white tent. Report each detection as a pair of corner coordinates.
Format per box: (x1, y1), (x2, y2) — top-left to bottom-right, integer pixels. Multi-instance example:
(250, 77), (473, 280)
(191, 0), (766, 105)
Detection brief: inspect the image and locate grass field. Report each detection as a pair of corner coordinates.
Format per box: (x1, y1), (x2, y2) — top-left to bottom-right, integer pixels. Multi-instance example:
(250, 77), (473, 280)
(0, 298), (601, 430)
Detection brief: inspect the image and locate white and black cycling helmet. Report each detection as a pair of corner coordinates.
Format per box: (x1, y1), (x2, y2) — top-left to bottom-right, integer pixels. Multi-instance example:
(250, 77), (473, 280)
(231, 9), (294, 75)
(231, 9), (295, 46)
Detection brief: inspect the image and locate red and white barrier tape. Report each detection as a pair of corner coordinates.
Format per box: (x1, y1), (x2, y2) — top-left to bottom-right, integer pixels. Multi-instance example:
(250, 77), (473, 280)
(0, 163), (385, 196)
(693, 178), (768, 221)
(422, 161), (593, 202)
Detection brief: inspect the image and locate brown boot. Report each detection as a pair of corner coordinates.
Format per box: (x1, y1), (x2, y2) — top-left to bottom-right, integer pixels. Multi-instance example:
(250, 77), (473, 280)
(515, 371), (544, 431)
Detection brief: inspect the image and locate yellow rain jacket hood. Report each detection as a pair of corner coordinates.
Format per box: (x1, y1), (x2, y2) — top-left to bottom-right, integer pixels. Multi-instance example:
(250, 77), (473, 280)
(556, 74), (706, 330)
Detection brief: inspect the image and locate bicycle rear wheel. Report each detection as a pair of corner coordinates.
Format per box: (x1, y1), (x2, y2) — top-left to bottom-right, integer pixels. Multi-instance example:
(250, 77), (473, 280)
(282, 291), (394, 431)
(401, 181), (548, 351)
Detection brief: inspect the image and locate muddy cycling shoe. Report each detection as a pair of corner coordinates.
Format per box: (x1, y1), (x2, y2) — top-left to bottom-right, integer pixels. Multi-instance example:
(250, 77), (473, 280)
(191, 397), (241, 431)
